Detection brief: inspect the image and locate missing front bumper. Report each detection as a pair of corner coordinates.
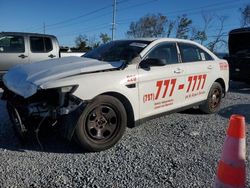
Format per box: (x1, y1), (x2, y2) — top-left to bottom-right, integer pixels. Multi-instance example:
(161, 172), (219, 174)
(4, 87), (88, 141)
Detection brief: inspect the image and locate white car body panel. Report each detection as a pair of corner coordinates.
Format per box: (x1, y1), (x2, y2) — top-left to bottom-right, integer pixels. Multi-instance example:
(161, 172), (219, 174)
(137, 59), (229, 119)
(3, 38), (229, 122)
(40, 65), (141, 121)
(3, 56), (123, 98)
(138, 63), (185, 118)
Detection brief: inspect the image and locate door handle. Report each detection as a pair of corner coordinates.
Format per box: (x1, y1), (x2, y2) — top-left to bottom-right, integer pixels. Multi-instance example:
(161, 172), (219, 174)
(48, 54), (56, 58)
(207, 65), (213, 69)
(18, 54), (28, 59)
(174, 68), (183, 74)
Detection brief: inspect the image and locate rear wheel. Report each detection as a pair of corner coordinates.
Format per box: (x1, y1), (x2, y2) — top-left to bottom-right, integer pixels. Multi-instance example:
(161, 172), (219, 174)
(200, 82), (223, 114)
(74, 95), (127, 152)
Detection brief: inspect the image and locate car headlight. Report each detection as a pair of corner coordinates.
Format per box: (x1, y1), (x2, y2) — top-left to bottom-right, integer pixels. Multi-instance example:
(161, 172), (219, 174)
(59, 85), (78, 93)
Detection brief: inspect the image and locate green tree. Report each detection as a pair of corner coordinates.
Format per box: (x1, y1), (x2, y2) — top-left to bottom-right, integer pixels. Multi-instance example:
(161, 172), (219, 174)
(100, 33), (111, 44)
(88, 35), (100, 49)
(166, 20), (176, 37)
(75, 35), (91, 51)
(175, 15), (192, 39)
(240, 4), (250, 27)
(127, 13), (167, 38)
(191, 29), (207, 44)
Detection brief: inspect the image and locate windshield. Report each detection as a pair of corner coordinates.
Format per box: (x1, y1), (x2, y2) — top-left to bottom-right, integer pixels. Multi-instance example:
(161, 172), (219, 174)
(83, 40), (151, 63)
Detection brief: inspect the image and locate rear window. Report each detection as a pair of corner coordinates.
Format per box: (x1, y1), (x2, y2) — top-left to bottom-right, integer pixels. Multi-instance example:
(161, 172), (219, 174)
(0, 35), (25, 53)
(30, 36), (53, 53)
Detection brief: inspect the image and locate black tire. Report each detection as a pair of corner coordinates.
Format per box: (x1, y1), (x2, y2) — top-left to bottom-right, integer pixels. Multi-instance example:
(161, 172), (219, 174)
(199, 82), (223, 114)
(74, 95), (127, 152)
(7, 102), (28, 140)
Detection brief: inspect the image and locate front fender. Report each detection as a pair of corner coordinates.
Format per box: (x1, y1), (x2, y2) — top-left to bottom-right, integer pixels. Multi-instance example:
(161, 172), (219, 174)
(59, 102), (87, 140)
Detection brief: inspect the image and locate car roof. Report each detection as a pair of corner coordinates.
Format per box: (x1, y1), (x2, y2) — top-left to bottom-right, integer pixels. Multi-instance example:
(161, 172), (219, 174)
(0, 31), (56, 38)
(132, 37), (218, 60)
(118, 38), (202, 44)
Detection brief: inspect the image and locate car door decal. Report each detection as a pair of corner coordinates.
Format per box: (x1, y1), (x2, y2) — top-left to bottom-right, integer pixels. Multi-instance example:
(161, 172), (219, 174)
(185, 74), (207, 99)
(143, 74), (207, 108)
(143, 78), (177, 103)
(219, 62), (228, 70)
(187, 74), (206, 92)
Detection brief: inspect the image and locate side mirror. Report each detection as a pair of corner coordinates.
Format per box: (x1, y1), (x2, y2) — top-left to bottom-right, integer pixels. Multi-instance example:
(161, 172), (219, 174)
(140, 58), (166, 69)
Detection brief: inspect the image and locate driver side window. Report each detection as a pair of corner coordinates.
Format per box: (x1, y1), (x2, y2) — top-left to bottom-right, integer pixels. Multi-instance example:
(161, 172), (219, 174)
(147, 43), (179, 65)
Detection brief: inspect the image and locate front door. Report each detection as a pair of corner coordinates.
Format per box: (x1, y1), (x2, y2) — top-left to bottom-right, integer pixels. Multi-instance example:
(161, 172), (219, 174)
(138, 42), (186, 119)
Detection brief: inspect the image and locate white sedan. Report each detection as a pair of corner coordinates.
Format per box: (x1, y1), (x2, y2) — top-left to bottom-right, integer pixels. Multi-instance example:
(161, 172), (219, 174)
(2, 38), (229, 151)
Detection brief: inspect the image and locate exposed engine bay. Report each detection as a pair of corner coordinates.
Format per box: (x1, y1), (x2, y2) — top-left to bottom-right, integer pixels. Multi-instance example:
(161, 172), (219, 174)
(2, 85), (87, 147)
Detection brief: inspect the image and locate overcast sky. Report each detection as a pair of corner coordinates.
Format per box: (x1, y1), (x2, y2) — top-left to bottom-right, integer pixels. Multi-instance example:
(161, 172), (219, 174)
(0, 0), (248, 49)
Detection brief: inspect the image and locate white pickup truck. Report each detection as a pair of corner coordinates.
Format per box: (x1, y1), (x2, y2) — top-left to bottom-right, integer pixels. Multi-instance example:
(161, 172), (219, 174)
(0, 32), (60, 84)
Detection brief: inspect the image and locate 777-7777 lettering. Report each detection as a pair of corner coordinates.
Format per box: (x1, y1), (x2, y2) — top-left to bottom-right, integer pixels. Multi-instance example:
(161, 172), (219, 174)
(143, 74), (207, 103)
(186, 74), (206, 92)
(143, 78), (176, 103)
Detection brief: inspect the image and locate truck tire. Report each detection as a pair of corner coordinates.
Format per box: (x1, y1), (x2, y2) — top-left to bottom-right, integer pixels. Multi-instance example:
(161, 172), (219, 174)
(74, 95), (127, 152)
(199, 82), (223, 114)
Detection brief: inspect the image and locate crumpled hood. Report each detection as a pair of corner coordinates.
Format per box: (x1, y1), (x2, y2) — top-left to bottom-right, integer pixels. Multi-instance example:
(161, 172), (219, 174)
(3, 56), (123, 98)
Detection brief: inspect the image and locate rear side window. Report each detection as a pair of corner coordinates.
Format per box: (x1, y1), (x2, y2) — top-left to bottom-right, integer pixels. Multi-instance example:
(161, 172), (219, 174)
(0, 35), (25, 53)
(44, 37), (53, 52)
(179, 43), (213, 62)
(30, 36), (53, 53)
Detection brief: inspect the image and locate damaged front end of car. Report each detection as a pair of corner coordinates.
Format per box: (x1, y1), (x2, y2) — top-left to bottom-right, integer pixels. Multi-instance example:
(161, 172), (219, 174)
(2, 84), (87, 141)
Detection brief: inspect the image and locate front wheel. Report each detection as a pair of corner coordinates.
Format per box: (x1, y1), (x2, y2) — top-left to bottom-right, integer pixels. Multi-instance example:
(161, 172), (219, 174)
(74, 95), (127, 152)
(199, 82), (223, 114)
(7, 102), (28, 139)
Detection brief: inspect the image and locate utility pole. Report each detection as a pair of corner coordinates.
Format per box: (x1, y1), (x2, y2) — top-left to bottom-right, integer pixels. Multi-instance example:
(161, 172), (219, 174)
(43, 22), (46, 34)
(111, 0), (116, 40)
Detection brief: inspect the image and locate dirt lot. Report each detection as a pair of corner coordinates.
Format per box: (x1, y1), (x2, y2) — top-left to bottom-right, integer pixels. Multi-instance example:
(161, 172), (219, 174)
(0, 81), (249, 188)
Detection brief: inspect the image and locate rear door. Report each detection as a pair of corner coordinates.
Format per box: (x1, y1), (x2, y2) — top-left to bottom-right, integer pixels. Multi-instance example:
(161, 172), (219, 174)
(29, 36), (59, 63)
(0, 34), (29, 73)
(177, 42), (215, 105)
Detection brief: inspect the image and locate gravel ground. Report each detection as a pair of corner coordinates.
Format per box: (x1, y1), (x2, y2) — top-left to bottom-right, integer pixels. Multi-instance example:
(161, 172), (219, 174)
(0, 81), (249, 188)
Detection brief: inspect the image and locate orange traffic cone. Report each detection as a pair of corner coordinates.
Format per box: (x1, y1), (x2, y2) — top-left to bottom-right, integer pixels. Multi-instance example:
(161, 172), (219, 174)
(214, 114), (246, 188)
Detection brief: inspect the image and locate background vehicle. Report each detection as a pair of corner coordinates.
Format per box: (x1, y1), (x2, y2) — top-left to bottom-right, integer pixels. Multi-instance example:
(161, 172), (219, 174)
(60, 52), (85, 57)
(226, 27), (250, 84)
(0, 32), (60, 83)
(214, 52), (229, 59)
(59, 46), (85, 57)
(2, 38), (229, 152)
